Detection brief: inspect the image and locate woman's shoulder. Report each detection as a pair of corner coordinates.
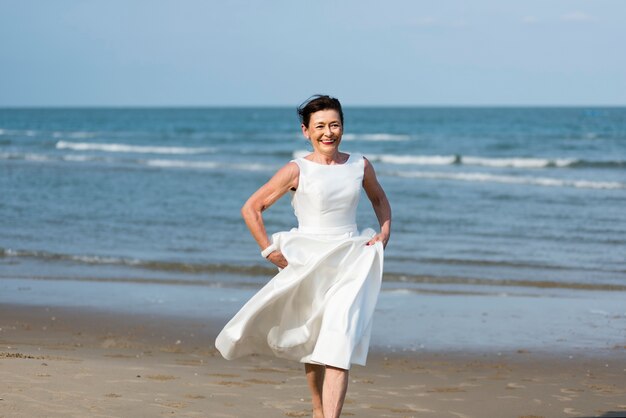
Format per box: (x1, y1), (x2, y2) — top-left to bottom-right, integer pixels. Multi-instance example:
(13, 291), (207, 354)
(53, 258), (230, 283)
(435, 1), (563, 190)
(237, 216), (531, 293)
(271, 160), (300, 181)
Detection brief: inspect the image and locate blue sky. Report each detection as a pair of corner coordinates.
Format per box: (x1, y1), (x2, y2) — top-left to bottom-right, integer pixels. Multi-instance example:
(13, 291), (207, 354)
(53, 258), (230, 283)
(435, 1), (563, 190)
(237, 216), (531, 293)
(1, 0), (625, 106)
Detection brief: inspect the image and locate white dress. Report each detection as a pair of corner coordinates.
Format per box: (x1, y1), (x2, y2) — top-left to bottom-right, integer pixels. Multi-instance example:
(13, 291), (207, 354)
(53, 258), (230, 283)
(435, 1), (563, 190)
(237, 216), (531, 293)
(215, 153), (384, 370)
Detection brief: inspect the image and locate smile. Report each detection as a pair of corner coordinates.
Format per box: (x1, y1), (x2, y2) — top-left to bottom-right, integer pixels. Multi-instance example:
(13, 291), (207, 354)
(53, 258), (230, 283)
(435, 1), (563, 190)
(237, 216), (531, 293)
(319, 139), (336, 145)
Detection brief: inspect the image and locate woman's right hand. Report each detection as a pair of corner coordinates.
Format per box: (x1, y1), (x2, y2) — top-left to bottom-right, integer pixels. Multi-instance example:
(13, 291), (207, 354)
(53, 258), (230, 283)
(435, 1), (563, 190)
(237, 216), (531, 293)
(267, 251), (288, 269)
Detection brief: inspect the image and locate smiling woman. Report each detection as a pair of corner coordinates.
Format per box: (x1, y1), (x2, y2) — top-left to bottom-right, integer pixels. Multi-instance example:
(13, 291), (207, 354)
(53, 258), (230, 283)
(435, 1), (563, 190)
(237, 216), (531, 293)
(215, 95), (392, 418)
(301, 102), (345, 159)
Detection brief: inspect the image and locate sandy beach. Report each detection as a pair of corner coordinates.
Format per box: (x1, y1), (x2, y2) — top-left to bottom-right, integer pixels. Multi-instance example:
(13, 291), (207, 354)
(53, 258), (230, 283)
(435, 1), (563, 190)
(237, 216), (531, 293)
(1, 303), (625, 418)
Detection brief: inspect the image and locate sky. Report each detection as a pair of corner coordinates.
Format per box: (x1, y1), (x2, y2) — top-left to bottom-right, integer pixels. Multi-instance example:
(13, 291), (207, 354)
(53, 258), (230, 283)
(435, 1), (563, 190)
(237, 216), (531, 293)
(1, 0), (625, 107)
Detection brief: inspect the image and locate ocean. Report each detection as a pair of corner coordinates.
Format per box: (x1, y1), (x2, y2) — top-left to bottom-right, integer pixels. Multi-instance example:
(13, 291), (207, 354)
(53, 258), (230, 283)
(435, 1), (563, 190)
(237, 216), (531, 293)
(2, 106), (626, 352)
(1, 107), (625, 292)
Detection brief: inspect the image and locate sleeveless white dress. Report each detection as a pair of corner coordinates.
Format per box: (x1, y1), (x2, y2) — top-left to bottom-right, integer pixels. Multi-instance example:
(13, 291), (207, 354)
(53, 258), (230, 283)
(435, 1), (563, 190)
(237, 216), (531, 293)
(215, 153), (384, 370)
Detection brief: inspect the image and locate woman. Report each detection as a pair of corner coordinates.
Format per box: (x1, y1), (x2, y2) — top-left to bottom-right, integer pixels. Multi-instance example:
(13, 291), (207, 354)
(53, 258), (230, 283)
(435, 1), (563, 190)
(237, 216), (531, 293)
(215, 95), (391, 418)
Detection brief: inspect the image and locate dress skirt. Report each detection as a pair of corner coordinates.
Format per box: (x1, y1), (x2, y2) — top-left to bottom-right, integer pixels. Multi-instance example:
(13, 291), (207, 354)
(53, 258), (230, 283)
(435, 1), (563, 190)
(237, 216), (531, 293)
(215, 226), (384, 370)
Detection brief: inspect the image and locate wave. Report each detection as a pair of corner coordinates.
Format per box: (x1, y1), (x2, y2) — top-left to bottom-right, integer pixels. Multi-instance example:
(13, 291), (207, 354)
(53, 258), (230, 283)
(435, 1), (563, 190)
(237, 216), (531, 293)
(372, 154), (458, 166)
(342, 133), (410, 141)
(52, 131), (96, 139)
(0, 248), (277, 277)
(144, 159), (220, 169)
(56, 140), (215, 155)
(390, 170), (625, 189)
(293, 151), (625, 170)
(383, 272), (626, 292)
(369, 153), (578, 168)
(1, 152), (112, 163)
(142, 159), (273, 172)
(2, 247), (625, 292)
(367, 153), (625, 169)
(0, 151), (274, 172)
(461, 156), (576, 168)
(61, 154), (103, 162)
(0, 128), (39, 136)
(568, 160), (626, 169)
(0, 152), (54, 162)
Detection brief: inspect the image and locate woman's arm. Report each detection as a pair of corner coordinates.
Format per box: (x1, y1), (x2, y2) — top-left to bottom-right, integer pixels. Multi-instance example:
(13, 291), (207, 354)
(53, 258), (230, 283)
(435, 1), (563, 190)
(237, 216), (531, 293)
(241, 162), (299, 268)
(362, 158), (391, 248)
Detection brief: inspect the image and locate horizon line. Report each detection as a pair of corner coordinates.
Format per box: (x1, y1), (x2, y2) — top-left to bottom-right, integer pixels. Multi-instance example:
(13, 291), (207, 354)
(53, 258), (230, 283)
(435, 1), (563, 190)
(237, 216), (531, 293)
(1, 103), (625, 109)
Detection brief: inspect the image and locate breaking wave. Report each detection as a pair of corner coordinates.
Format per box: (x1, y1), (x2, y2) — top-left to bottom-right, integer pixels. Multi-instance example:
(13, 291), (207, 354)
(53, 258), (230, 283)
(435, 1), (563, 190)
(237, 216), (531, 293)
(56, 140), (215, 155)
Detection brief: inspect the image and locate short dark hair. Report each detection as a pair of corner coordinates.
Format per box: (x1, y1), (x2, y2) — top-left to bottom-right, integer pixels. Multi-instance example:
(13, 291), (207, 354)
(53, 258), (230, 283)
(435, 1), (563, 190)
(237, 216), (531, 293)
(297, 95), (344, 127)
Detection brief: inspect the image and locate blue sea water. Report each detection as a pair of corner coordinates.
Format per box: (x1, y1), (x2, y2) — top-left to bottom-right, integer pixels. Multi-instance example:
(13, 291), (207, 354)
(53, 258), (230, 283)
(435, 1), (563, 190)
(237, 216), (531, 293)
(1, 107), (625, 295)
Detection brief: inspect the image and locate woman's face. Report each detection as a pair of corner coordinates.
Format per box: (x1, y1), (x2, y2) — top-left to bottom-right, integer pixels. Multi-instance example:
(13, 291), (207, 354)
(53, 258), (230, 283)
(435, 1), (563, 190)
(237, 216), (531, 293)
(301, 109), (343, 155)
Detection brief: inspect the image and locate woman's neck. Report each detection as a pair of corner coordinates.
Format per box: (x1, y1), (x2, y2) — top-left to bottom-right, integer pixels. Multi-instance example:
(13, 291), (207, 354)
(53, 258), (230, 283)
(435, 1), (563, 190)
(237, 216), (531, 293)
(308, 151), (345, 165)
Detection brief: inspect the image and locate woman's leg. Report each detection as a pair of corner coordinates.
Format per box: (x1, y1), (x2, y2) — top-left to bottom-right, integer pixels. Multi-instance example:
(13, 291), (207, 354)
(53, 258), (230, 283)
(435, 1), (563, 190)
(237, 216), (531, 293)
(305, 363), (325, 417)
(322, 366), (349, 418)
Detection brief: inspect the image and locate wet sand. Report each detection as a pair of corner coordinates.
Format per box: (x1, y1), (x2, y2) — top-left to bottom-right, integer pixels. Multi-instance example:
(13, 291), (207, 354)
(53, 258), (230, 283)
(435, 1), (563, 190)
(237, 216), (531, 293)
(1, 304), (625, 418)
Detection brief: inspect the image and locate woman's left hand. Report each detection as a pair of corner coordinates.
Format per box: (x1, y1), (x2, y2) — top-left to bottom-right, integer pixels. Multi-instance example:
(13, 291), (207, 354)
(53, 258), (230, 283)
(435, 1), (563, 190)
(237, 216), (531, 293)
(366, 233), (389, 249)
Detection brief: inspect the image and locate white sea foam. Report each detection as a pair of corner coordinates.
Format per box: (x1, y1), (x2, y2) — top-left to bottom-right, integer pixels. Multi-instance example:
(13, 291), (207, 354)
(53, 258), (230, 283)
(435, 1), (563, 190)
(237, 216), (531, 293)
(62, 154), (99, 162)
(231, 163), (274, 172)
(53, 131), (96, 139)
(588, 309), (610, 316)
(23, 153), (52, 162)
(393, 170), (625, 190)
(143, 159), (272, 172)
(294, 151), (579, 169)
(462, 156), (576, 168)
(56, 140), (214, 155)
(342, 133), (410, 141)
(144, 159), (220, 169)
(71, 254), (132, 265)
(373, 154), (457, 165)
(372, 153), (579, 168)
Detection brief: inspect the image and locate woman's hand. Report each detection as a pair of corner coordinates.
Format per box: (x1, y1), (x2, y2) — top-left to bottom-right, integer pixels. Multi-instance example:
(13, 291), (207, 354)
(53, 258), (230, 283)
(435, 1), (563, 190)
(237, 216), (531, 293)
(366, 233), (389, 249)
(267, 251), (289, 269)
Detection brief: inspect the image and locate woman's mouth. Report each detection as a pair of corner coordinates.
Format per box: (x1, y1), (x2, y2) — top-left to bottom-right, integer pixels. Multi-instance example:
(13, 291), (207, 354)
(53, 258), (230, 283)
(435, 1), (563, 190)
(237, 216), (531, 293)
(319, 138), (336, 145)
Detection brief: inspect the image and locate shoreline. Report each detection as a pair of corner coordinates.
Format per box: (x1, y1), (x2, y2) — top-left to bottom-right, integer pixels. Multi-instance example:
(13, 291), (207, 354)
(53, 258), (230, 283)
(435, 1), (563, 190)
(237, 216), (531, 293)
(2, 274), (625, 355)
(1, 303), (625, 417)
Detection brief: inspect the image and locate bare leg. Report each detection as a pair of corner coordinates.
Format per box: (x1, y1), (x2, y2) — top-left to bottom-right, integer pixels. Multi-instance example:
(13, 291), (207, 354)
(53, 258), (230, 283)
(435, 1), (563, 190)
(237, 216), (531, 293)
(322, 366), (349, 418)
(305, 363), (325, 418)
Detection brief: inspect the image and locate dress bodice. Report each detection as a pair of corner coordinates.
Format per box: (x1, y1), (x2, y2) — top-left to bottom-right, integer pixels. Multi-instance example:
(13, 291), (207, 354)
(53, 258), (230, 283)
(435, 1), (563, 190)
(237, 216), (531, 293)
(291, 153), (364, 234)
